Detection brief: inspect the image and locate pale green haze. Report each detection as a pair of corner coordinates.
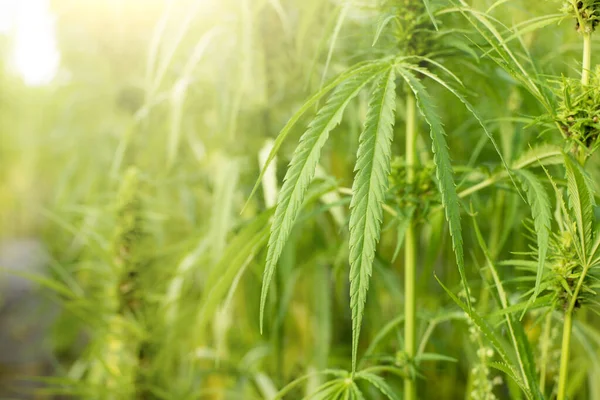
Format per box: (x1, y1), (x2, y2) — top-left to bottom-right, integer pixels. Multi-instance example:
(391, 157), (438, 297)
(1, 0), (599, 399)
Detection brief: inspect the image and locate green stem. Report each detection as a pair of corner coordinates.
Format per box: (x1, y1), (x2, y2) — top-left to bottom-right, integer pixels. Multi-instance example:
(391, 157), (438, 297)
(338, 148), (563, 217)
(539, 311), (552, 393)
(557, 29), (593, 399)
(582, 32), (592, 86)
(557, 311), (572, 400)
(406, 93), (417, 185)
(557, 263), (591, 400)
(575, 32), (593, 163)
(404, 92), (417, 400)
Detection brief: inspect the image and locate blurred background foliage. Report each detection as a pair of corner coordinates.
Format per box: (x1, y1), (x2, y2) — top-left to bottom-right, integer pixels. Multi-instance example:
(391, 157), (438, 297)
(0, 0), (599, 399)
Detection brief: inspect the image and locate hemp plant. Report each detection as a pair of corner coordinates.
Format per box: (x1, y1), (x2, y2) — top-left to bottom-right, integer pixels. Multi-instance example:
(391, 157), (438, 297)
(6, 0), (600, 399)
(447, 0), (600, 399)
(551, 2), (600, 398)
(250, 1), (510, 398)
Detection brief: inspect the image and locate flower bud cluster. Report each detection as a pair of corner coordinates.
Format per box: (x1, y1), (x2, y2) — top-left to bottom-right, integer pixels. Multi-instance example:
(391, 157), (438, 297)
(554, 66), (600, 155)
(561, 0), (600, 33)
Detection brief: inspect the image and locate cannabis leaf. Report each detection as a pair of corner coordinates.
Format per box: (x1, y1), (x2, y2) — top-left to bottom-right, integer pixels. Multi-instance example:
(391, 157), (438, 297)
(245, 60), (387, 212)
(515, 169), (551, 304)
(260, 62), (387, 332)
(422, 0), (439, 30)
(471, 211), (543, 399)
(436, 275), (536, 400)
(357, 371), (401, 400)
(348, 66), (396, 371)
(512, 144), (563, 170)
(396, 64), (469, 309)
(564, 154), (596, 262)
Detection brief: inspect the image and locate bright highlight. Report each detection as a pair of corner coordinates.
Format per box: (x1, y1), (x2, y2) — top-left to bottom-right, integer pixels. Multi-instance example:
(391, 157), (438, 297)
(1, 0), (60, 86)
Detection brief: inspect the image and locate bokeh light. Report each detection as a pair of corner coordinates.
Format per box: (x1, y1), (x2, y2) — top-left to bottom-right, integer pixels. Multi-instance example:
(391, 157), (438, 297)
(0, 0), (59, 86)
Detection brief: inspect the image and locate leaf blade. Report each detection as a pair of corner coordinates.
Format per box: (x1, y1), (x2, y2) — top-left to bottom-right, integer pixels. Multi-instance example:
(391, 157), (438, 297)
(244, 60), (388, 212)
(564, 154), (596, 262)
(396, 64), (469, 309)
(349, 67), (397, 371)
(357, 372), (400, 400)
(435, 275), (532, 399)
(515, 169), (551, 304)
(260, 63), (386, 332)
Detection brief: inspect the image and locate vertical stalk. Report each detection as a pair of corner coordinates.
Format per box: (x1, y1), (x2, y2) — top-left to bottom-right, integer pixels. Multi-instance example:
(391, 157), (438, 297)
(557, 311), (572, 400)
(573, 33), (593, 163)
(538, 312), (552, 392)
(557, 30), (593, 399)
(582, 32), (592, 86)
(275, 273), (284, 385)
(557, 263), (591, 400)
(404, 92), (417, 400)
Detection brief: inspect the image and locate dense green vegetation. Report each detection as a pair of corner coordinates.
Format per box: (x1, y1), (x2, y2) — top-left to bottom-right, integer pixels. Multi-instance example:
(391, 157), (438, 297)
(1, 0), (600, 398)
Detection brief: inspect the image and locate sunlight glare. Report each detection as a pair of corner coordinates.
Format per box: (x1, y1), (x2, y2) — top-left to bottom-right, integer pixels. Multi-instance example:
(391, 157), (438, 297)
(1, 0), (60, 86)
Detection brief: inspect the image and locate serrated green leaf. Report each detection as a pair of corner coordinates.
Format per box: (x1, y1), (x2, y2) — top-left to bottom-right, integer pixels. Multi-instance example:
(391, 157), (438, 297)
(505, 14), (565, 43)
(488, 294), (554, 318)
(435, 275), (524, 392)
(357, 372), (400, 400)
(589, 228), (600, 265)
(351, 383), (366, 400)
(338, 386), (352, 400)
(244, 60), (388, 212)
(511, 322), (543, 400)
(515, 169), (551, 304)
(479, 14), (565, 59)
(564, 154), (596, 263)
(450, 4), (551, 113)
(391, 207), (415, 262)
(512, 144), (563, 170)
(349, 67), (396, 372)
(260, 63), (386, 332)
(306, 380), (345, 400)
(372, 13), (398, 46)
(274, 370), (348, 400)
(405, 64), (519, 195)
(471, 212), (542, 399)
(396, 65), (469, 310)
(488, 361), (530, 397)
(422, 0), (439, 30)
